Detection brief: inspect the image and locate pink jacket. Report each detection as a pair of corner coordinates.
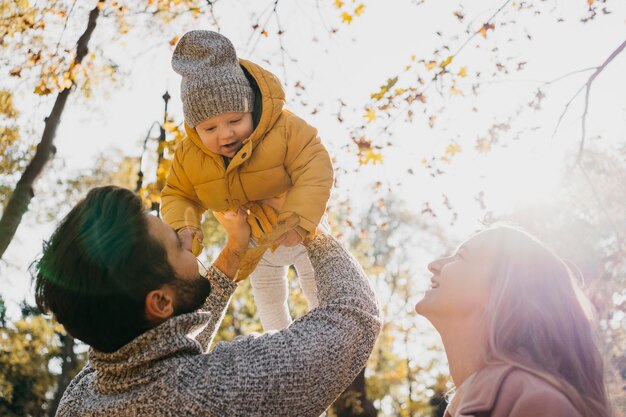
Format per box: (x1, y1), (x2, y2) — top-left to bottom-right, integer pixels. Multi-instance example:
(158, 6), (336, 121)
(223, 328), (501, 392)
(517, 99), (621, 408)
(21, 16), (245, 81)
(450, 364), (582, 417)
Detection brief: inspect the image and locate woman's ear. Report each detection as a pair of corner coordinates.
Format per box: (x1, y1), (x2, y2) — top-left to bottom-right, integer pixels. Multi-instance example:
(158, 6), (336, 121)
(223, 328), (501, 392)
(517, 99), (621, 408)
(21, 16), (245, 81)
(145, 286), (175, 324)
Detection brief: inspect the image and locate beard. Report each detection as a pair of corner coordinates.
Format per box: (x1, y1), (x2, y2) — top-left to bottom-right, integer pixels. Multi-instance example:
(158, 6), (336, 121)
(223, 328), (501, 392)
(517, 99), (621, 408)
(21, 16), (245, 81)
(170, 274), (212, 315)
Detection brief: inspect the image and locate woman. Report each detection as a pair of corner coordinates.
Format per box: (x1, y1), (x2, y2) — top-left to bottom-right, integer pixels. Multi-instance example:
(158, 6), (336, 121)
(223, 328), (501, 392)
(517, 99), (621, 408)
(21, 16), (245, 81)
(415, 225), (612, 417)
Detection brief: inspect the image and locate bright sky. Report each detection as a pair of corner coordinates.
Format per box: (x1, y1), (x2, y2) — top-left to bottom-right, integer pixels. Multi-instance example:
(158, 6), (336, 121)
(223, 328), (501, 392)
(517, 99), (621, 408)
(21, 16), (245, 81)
(2, 0), (625, 322)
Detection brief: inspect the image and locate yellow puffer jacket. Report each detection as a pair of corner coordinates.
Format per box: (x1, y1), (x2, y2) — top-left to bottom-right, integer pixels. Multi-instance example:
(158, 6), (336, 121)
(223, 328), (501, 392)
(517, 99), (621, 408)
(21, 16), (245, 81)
(161, 59), (334, 236)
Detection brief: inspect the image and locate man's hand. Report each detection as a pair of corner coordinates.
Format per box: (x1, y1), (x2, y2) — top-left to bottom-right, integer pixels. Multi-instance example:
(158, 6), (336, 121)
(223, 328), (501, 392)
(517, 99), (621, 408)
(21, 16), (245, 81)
(273, 229), (303, 248)
(214, 209), (251, 254)
(178, 227), (204, 255)
(213, 209), (251, 281)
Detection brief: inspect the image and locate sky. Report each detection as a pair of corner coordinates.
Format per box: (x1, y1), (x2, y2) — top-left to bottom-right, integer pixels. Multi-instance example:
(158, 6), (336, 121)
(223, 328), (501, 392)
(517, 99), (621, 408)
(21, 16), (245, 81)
(1, 0), (625, 321)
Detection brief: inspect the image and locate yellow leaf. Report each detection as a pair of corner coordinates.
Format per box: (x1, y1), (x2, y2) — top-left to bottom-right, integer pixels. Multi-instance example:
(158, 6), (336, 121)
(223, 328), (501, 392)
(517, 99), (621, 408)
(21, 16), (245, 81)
(394, 88), (406, 95)
(445, 143), (462, 156)
(354, 4), (365, 16)
(163, 121), (178, 132)
(261, 30), (268, 37)
(405, 65), (412, 71)
(169, 36), (180, 46)
(34, 81), (51, 96)
(450, 86), (463, 96)
(440, 55), (454, 69)
(458, 67), (468, 77)
(364, 108), (376, 123)
(411, 54), (416, 61)
(479, 23), (495, 39)
(587, 0), (594, 4)
(360, 149), (383, 165)
(341, 12), (353, 24)
(334, 0), (344, 8)
(425, 61), (437, 70)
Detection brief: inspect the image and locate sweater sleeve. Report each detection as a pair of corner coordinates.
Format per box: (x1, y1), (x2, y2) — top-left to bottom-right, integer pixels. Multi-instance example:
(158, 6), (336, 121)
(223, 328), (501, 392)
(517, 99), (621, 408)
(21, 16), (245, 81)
(161, 143), (205, 231)
(278, 114), (334, 234)
(187, 233), (381, 417)
(194, 266), (238, 352)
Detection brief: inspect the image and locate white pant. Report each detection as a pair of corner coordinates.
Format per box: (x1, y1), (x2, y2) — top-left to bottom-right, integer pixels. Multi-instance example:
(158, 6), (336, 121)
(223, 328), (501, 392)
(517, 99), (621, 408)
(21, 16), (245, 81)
(249, 217), (330, 332)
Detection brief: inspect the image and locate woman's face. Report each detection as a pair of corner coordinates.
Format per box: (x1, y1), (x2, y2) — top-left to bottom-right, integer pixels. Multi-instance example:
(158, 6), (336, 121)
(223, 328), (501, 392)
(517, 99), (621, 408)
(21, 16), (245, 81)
(415, 230), (497, 323)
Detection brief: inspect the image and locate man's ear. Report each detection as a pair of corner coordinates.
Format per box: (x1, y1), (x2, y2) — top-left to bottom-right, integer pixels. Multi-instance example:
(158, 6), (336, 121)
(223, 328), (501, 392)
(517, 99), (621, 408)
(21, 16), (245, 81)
(145, 286), (175, 324)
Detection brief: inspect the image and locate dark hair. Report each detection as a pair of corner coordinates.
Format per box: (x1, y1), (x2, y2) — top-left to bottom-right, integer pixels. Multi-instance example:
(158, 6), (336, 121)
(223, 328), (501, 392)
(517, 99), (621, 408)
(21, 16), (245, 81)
(33, 186), (176, 352)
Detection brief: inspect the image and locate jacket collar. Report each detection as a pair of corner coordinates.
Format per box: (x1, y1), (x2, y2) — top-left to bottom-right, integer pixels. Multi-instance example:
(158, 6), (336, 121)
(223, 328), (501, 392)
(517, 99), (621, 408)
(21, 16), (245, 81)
(89, 312), (211, 392)
(457, 363), (516, 415)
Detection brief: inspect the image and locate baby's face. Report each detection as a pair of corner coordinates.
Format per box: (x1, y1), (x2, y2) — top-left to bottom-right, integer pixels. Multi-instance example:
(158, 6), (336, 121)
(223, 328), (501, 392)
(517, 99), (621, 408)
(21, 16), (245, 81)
(195, 112), (254, 158)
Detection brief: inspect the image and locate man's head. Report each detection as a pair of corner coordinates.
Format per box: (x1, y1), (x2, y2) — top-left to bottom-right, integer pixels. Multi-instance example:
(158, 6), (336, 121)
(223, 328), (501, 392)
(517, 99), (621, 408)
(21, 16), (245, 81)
(33, 186), (211, 353)
(172, 30), (255, 131)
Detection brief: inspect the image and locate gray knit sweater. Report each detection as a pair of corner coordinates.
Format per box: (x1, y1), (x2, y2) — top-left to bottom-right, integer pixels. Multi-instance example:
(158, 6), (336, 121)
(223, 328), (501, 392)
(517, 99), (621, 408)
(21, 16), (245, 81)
(55, 234), (381, 417)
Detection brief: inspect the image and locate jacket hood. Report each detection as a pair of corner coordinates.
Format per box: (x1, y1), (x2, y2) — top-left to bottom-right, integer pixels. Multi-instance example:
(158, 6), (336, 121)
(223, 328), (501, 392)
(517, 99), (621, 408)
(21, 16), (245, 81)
(184, 59), (286, 161)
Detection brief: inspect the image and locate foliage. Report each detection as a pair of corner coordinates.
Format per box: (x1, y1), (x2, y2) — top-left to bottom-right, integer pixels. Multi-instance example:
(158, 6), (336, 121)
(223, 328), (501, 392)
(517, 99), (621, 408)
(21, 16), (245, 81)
(501, 146), (626, 411)
(0, 297), (86, 417)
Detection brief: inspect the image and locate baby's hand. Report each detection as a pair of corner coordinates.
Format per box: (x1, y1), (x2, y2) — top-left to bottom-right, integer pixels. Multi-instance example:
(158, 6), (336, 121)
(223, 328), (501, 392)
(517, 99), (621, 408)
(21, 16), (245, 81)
(178, 227), (204, 255)
(273, 229), (303, 248)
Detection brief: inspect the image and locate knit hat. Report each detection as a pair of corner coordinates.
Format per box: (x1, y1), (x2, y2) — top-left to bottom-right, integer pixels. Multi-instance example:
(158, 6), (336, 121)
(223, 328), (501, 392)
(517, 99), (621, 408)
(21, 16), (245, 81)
(172, 30), (255, 127)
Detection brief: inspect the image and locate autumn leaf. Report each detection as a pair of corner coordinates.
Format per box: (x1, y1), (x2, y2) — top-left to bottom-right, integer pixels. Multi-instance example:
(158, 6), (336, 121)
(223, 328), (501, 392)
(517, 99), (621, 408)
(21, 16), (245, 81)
(354, 4), (365, 16)
(169, 36), (180, 46)
(450, 85), (463, 96)
(425, 60), (437, 70)
(9, 68), (21, 77)
(163, 121), (178, 132)
(364, 108), (376, 123)
(261, 30), (268, 37)
(587, 0), (594, 5)
(34, 81), (52, 96)
(394, 88), (406, 95)
(334, 0), (344, 8)
(479, 23), (495, 39)
(458, 67), (467, 77)
(360, 149), (383, 165)
(445, 143), (462, 156)
(475, 138), (491, 153)
(341, 12), (353, 24)
(439, 55), (454, 69)
(416, 93), (427, 103)
(370, 77), (398, 101)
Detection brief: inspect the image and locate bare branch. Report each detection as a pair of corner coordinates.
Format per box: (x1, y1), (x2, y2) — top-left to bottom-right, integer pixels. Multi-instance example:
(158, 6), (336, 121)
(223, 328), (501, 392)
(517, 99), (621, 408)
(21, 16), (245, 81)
(575, 39), (626, 164)
(381, 0), (514, 132)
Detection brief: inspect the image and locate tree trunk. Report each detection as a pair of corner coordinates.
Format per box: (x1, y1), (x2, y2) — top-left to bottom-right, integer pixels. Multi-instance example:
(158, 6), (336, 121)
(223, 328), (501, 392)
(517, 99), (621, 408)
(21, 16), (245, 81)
(332, 368), (377, 417)
(48, 334), (77, 417)
(0, 0), (105, 260)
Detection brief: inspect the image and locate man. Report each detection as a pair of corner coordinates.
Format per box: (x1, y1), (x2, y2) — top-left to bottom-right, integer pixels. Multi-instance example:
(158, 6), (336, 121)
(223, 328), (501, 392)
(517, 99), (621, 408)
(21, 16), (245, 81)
(34, 186), (381, 416)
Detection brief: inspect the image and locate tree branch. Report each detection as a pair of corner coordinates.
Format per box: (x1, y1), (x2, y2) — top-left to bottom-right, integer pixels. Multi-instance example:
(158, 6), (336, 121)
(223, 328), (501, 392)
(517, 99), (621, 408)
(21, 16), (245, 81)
(0, 0), (104, 260)
(575, 39), (626, 165)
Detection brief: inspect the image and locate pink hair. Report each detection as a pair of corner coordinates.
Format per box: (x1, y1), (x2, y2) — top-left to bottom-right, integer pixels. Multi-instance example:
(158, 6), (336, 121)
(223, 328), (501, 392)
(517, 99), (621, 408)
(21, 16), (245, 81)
(482, 226), (612, 417)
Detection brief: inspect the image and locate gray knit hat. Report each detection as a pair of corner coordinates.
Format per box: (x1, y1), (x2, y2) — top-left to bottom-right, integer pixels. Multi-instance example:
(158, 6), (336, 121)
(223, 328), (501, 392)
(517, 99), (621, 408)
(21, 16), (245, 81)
(172, 30), (255, 127)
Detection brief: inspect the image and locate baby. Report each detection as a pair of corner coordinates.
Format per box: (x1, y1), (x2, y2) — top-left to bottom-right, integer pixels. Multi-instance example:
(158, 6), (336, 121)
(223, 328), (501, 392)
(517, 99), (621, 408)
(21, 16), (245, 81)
(161, 30), (334, 331)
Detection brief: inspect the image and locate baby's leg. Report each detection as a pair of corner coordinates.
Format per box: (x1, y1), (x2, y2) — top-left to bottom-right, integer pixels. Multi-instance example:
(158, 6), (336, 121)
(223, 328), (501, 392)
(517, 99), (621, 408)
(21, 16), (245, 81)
(249, 250), (291, 331)
(292, 247), (319, 310)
